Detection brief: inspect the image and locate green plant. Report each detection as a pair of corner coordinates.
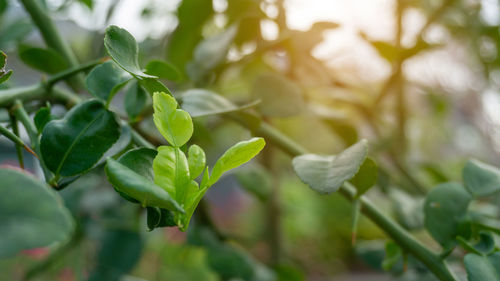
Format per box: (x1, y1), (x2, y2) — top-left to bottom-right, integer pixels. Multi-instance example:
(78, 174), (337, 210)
(1, 0), (500, 280)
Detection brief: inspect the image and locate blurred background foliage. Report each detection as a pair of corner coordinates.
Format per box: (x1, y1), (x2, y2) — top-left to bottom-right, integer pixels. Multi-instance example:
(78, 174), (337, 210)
(1, 0), (500, 280)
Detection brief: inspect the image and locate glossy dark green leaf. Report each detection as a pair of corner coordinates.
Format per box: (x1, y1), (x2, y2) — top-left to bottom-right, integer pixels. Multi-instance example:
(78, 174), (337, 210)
(350, 157), (378, 196)
(85, 61), (131, 103)
(34, 106), (55, 134)
(104, 25), (156, 78)
(293, 140), (368, 194)
(146, 206), (176, 231)
(145, 60), (182, 81)
(463, 159), (500, 197)
(88, 229), (143, 281)
(124, 80), (149, 121)
(0, 168), (73, 258)
(464, 252), (500, 281)
(424, 183), (472, 248)
(251, 73), (304, 117)
(18, 45), (68, 74)
(153, 92), (193, 147)
(114, 147), (157, 203)
(209, 137), (266, 186)
(105, 158), (183, 212)
(188, 144), (206, 179)
(41, 100), (120, 177)
(98, 122), (132, 164)
(181, 89), (259, 117)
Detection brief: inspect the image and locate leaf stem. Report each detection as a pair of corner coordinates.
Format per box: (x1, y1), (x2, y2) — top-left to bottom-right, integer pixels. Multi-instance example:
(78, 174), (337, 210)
(230, 111), (458, 281)
(9, 114), (25, 168)
(0, 122), (35, 158)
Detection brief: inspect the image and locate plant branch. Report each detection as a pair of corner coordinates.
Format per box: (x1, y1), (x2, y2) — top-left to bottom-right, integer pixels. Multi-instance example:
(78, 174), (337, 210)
(0, 122), (36, 157)
(229, 111), (457, 281)
(9, 114), (25, 168)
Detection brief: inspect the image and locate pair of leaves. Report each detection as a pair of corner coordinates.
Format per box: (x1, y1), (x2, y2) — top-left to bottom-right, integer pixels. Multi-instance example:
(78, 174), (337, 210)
(293, 140), (372, 194)
(0, 51), (12, 84)
(41, 100), (121, 178)
(0, 168), (73, 258)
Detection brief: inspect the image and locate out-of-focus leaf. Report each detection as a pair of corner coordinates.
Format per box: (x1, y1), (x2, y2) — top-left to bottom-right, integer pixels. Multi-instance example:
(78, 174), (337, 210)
(41, 100), (120, 177)
(350, 157), (377, 196)
(188, 224), (274, 281)
(209, 137), (266, 186)
(18, 45), (68, 74)
(0, 168), (73, 258)
(124, 80), (149, 121)
(424, 183), (471, 249)
(293, 140), (368, 194)
(153, 92), (193, 147)
(188, 144), (206, 179)
(0, 0), (8, 15)
(87, 229), (143, 281)
(145, 60), (182, 81)
(463, 159), (500, 197)
(458, 231), (496, 255)
(77, 0), (93, 9)
(181, 89), (259, 117)
(105, 158), (183, 212)
(104, 25), (156, 78)
(235, 164), (272, 201)
(274, 264), (304, 281)
(390, 190), (424, 230)
(464, 252), (500, 281)
(85, 61), (131, 103)
(166, 0), (213, 74)
(187, 25), (237, 81)
(34, 106), (55, 134)
(251, 73), (303, 117)
(0, 19), (33, 50)
(382, 241), (402, 271)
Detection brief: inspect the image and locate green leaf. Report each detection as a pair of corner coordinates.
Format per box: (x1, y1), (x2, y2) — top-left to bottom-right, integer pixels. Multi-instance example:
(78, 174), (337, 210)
(0, 50), (12, 85)
(463, 159), (500, 197)
(187, 25), (237, 81)
(105, 158), (183, 212)
(188, 144), (206, 179)
(124, 80), (149, 121)
(458, 231), (496, 255)
(153, 92), (193, 147)
(0, 19), (33, 50)
(209, 137), (266, 186)
(0, 168), (73, 258)
(104, 25), (156, 79)
(41, 100), (120, 177)
(145, 60), (182, 81)
(251, 73), (303, 117)
(88, 229), (142, 281)
(34, 106), (55, 134)
(181, 89), (259, 118)
(292, 140), (368, 194)
(350, 157), (377, 196)
(77, 0), (93, 9)
(146, 206), (176, 231)
(464, 252), (500, 281)
(382, 241), (402, 271)
(139, 78), (172, 96)
(424, 183), (472, 248)
(18, 45), (68, 74)
(85, 61), (131, 103)
(153, 145), (191, 201)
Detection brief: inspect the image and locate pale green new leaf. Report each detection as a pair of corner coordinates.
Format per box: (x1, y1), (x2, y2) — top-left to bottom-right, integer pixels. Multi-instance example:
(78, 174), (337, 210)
(188, 144), (206, 179)
(153, 92), (193, 147)
(153, 145), (191, 202)
(208, 137), (266, 186)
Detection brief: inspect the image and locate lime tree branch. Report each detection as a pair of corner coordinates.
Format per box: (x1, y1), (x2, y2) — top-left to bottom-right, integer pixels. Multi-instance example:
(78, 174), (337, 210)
(229, 112), (458, 281)
(0, 59), (102, 107)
